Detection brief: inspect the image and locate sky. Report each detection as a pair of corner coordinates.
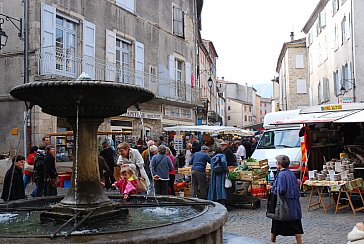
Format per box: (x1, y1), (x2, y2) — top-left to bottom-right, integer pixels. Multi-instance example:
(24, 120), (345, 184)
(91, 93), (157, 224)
(201, 0), (319, 97)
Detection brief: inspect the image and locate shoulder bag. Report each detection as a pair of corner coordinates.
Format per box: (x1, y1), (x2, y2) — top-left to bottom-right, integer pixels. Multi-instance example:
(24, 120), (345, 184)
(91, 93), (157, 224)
(213, 156), (225, 174)
(134, 163), (147, 193)
(266, 183), (290, 221)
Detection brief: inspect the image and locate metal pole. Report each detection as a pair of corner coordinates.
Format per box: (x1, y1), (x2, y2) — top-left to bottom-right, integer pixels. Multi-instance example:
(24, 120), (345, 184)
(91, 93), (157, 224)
(23, 0), (29, 157)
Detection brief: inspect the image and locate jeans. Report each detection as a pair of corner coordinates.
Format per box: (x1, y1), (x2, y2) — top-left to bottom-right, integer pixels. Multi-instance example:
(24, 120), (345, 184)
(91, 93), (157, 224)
(23, 174), (32, 189)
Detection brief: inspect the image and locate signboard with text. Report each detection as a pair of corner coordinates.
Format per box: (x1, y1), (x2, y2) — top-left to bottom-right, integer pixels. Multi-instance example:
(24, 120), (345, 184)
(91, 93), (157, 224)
(338, 97), (354, 104)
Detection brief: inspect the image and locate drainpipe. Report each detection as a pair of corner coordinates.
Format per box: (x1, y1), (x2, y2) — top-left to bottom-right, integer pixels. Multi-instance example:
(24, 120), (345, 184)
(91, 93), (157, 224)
(350, 0), (356, 102)
(23, 0), (29, 157)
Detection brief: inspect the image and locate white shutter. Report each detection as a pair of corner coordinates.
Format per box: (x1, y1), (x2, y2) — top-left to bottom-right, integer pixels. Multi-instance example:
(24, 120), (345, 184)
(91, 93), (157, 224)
(40, 3), (56, 74)
(324, 78), (330, 101)
(135, 41), (144, 87)
(295, 54), (304, 68)
(83, 20), (96, 79)
(296, 79), (307, 94)
(125, 0), (135, 13)
(338, 67), (342, 95)
(116, 0), (125, 6)
(169, 55), (175, 80)
(346, 14), (351, 40)
(185, 62), (191, 102)
(105, 29), (116, 81)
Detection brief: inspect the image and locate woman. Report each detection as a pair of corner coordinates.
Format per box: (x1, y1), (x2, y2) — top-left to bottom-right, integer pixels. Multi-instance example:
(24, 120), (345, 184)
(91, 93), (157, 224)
(150, 145), (173, 195)
(117, 142), (150, 190)
(143, 145), (158, 195)
(1, 155), (26, 201)
(44, 145), (58, 196)
(208, 147), (228, 204)
(267, 155), (303, 244)
(166, 147), (176, 196)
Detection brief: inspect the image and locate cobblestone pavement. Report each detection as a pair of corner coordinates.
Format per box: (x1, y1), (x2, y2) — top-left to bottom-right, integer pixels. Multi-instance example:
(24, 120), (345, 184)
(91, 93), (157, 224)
(224, 194), (363, 244)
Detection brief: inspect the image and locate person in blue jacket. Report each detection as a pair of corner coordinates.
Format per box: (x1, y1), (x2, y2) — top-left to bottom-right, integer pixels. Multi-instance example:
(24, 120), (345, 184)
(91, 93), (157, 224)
(208, 147), (228, 204)
(189, 145), (211, 199)
(267, 155), (303, 244)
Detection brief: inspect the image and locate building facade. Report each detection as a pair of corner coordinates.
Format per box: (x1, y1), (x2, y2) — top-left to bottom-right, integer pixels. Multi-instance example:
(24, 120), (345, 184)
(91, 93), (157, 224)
(275, 35), (310, 111)
(0, 0), (203, 154)
(302, 0), (364, 105)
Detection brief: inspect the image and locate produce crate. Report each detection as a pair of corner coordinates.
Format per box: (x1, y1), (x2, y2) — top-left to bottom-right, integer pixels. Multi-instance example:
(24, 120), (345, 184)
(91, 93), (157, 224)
(245, 159), (268, 167)
(238, 171), (267, 181)
(178, 167), (192, 175)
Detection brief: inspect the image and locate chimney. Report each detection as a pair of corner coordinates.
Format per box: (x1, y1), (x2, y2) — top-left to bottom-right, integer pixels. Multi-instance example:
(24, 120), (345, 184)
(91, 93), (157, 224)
(290, 32), (294, 41)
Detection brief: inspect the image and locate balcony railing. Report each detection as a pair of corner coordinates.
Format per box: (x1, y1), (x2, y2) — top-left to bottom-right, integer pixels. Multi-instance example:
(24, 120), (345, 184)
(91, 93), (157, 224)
(36, 48), (200, 104)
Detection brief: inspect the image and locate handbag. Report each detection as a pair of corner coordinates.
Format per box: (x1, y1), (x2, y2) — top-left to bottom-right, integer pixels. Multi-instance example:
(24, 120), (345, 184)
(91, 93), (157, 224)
(135, 177), (147, 193)
(266, 187), (290, 221)
(49, 176), (60, 188)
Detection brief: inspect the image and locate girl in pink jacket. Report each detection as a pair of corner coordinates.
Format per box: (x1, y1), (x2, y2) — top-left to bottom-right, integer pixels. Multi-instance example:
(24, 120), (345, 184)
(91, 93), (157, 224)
(114, 166), (138, 199)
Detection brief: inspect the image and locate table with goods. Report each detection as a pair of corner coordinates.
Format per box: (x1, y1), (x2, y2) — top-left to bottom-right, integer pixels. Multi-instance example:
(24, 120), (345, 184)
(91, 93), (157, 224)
(303, 157), (364, 215)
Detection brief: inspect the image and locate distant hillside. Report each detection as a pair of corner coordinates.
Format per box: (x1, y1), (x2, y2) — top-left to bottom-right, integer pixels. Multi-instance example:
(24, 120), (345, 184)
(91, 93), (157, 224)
(252, 83), (273, 98)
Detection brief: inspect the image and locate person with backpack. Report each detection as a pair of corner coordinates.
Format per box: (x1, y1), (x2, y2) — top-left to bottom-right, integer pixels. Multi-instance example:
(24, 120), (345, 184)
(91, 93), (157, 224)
(208, 147), (228, 204)
(31, 146), (46, 197)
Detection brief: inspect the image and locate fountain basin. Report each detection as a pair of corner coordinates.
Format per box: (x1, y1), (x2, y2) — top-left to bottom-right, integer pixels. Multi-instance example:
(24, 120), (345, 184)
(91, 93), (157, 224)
(0, 195), (227, 243)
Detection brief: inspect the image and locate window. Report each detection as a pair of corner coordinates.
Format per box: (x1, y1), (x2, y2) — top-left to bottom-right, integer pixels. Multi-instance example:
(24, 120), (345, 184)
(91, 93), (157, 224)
(149, 65), (157, 83)
(295, 54), (304, 68)
(116, 39), (131, 83)
(296, 79), (307, 94)
(333, 70), (341, 96)
(249, 116), (252, 122)
(116, 0), (135, 13)
(228, 106), (231, 111)
(228, 116), (231, 120)
(323, 78), (330, 102)
(55, 15), (77, 76)
(332, 0), (340, 15)
(244, 106), (247, 112)
(244, 115), (247, 121)
(173, 5), (184, 37)
(175, 59), (184, 98)
(341, 16), (346, 45)
(249, 106), (252, 112)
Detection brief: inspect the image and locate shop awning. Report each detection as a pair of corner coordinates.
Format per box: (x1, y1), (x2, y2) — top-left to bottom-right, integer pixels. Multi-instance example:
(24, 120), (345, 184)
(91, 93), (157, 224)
(334, 110), (364, 123)
(271, 110), (361, 125)
(163, 125), (255, 136)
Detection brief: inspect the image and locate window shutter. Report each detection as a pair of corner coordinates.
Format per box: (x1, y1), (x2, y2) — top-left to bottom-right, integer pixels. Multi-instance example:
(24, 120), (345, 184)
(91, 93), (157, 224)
(185, 62), (191, 102)
(169, 55), (175, 80)
(296, 79), (307, 94)
(346, 14), (351, 40)
(125, 0), (135, 13)
(116, 0), (125, 6)
(324, 78), (330, 101)
(83, 20), (96, 79)
(135, 41), (144, 87)
(40, 3), (56, 74)
(295, 54), (304, 68)
(105, 29), (116, 81)
(338, 68), (342, 95)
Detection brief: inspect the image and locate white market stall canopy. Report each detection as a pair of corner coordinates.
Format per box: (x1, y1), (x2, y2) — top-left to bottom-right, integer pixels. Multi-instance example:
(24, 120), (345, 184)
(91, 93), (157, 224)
(163, 125), (255, 136)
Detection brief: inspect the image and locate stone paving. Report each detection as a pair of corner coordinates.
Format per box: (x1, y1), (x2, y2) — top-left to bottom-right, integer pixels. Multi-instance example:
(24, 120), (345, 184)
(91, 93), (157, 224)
(1, 183), (362, 243)
(224, 194), (363, 244)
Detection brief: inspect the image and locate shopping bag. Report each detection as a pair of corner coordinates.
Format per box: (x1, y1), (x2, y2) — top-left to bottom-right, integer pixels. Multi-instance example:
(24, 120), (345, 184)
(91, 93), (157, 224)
(225, 178), (232, 188)
(24, 162), (34, 172)
(136, 177), (147, 193)
(49, 176), (60, 188)
(266, 193), (290, 221)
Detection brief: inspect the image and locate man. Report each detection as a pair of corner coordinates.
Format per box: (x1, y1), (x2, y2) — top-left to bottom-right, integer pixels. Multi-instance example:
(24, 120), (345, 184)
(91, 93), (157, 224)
(141, 140), (155, 160)
(1, 155), (26, 201)
(242, 138), (252, 159)
(32, 146), (46, 197)
(100, 141), (116, 190)
(235, 141), (246, 161)
(189, 145), (211, 199)
(219, 140), (238, 166)
(150, 145), (173, 195)
(42, 136), (51, 146)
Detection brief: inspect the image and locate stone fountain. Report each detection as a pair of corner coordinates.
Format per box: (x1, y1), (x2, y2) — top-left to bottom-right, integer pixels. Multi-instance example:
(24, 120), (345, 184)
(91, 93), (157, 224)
(3, 80), (227, 243)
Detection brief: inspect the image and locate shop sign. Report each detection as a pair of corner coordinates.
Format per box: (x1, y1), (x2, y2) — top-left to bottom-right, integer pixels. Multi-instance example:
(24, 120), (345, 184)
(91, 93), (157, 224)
(121, 111), (162, 120)
(338, 97), (354, 104)
(321, 104), (342, 111)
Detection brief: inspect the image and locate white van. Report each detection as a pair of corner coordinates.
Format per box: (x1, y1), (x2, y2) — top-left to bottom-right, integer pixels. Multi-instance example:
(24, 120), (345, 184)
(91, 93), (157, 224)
(252, 110), (302, 174)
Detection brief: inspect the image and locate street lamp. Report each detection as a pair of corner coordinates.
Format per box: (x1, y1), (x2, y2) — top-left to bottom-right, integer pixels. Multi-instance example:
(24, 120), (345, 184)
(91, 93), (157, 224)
(339, 79), (356, 101)
(207, 76), (213, 125)
(0, 13), (22, 50)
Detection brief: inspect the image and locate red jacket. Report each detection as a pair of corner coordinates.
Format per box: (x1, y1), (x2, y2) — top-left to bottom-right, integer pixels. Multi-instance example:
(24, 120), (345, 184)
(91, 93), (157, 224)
(24, 152), (35, 176)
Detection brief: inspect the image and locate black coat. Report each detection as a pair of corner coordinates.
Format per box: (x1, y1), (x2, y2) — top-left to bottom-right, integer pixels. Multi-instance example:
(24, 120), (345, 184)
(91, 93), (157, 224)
(45, 154), (57, 180)
(100, 147), (116, 169)
(223, 147), (237, 166)
(1, 165), (25, 201)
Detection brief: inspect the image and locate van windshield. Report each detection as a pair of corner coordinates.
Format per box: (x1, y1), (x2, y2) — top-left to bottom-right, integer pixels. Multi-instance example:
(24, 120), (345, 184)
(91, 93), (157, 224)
(257, 129), (300, 149)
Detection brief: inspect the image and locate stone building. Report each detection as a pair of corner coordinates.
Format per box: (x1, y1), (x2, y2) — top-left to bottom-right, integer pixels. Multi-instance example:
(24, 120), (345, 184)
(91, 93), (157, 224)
(275, 34), (310, 110)
(302, 0), (364, 104)
(0, 0), (203, 154)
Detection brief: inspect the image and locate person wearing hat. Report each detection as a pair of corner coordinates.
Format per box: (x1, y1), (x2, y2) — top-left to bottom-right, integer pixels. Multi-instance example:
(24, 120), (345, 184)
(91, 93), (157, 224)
(189, 145), (211, 199)
(219, 140), (238, 166)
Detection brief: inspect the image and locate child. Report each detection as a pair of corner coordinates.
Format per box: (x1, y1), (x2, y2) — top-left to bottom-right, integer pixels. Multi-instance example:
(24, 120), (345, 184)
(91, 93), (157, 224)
(113, 166), (138, 200)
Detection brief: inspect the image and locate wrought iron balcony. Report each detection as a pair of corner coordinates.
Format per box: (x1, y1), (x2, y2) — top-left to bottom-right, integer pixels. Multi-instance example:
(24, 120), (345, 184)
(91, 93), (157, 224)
(36, 48), (200, 105)
(208, 111), (222, 124)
